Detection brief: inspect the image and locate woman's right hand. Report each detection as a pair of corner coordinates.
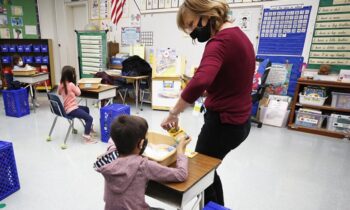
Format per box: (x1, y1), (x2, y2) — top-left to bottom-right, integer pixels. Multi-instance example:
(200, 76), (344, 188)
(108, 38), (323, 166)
(176, 136), (191, 155)
(161, 113), (179, 131)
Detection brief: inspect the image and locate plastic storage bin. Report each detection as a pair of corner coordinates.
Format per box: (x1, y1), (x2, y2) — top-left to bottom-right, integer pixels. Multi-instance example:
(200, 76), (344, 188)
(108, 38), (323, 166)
(2, 88), (30, 118)
(0, 141), (20, 201)
(299, 93), (327, 106)
(33, 45), (41, 52)
(100, 104), (130, 142)
(1, 56), (11, 64)
(41, 44), (48, 52)
(203, 201), (231, 210)
(110, 57), (125, 65)
(24, 45), (32, 52)
(295, 110), (326, 129)
(9, 45), (16, 52)
(17, 45), (24, 52)
(34, 56), (42, 64)
(327, 114), (350, 133)
(1, 45), (9, 52)
(23, 56), (33, 63)
(331, 92), (350, 109)
(42, 56), (49, 64)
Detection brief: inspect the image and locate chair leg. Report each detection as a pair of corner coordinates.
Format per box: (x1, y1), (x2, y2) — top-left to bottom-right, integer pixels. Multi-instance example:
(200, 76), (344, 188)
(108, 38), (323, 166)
(117, 90), (125, 104)
(72, 119), (78, 134)
(61, 120), (73, 149)
(47, 116), (58, 141)
(123, 89), (128, 104)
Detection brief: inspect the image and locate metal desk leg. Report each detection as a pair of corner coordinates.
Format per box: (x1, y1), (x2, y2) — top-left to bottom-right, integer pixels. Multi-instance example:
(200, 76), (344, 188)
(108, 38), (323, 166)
(29, 84), (36, 113)
(199, 191), (205, 209)
(135, 79), (140, 113)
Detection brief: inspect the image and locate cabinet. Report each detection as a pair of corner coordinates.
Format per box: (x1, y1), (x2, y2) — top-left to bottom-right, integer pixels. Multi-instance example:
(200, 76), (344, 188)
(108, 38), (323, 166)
(0, 39), (55, 90)
(288, 78), (350, 139)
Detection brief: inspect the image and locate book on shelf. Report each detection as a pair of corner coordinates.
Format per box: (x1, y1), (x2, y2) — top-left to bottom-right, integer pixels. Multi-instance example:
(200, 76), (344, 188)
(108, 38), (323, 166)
(303, 86), (327, 97)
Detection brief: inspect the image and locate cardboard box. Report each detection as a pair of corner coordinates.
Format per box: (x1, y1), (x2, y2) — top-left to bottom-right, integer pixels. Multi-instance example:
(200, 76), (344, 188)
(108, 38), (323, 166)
(143, 131), (177, 166)
(78, 78), (102, 89)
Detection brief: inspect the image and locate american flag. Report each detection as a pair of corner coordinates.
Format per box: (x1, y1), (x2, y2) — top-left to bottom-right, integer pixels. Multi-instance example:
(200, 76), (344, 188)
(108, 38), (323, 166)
(111, 0), (127, 25)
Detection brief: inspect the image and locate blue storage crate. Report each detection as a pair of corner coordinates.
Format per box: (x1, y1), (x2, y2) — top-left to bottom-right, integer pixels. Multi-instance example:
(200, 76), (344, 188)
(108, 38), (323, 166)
(1, 56), (11, 64)
(34, 56), (42, 64)
(203, 201), (231, 210)
(17, 45), (24, 52)
(0, 141), (20, 201)
(42, 56), (49, 64)
(41, 44), (48, 52)
(9, 45), (16, 52)
(24, 56), (33, 63)
(1, 45), (9, 52)
(100, 104), (130, 143)
(24, 45), (32, 52)
(33, 45), (41, 52)
(2, 88), (30, 118)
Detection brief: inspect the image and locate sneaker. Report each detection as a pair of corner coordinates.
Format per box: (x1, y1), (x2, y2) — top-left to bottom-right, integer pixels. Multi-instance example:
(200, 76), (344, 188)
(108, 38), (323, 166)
(90, 125), (98, 137)
(82, 134), (98, 144)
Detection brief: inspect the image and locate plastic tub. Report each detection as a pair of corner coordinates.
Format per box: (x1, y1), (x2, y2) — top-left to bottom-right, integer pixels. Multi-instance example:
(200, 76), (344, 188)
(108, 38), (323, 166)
(299, 93), (327, 106)
(331, 92), (350, 109)
(295, 110), (326, 129)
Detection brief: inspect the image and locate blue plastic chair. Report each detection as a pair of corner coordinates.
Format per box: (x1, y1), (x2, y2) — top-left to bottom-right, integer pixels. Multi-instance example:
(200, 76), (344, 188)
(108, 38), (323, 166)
(46, 93), (85, 149)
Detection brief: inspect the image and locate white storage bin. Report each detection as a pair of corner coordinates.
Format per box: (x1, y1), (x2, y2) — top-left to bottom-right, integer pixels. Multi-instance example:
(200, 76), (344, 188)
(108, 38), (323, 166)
(299, 93), (327, 106)
(295, 111), (327, 129)
(259, 106), (290, 127)
(327, 114), (350, 133)
(331, 92), (350, 109)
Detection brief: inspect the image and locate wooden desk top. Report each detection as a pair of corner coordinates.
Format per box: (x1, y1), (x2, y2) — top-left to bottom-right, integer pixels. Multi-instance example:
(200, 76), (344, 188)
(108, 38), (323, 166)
(104, 71), (149, 80)
(161, 153), (221, 192)
(80, 84), (117, 93)
(13, 72), (48, 77)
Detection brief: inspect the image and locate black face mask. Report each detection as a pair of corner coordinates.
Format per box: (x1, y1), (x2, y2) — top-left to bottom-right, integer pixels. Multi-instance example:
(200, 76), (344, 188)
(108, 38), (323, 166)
(139, 138), (148, 155)
(190, 17), (212, 43)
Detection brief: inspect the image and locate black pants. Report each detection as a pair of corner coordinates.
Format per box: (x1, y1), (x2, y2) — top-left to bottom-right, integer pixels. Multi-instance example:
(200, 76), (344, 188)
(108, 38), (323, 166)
(195, 110), (251, 206)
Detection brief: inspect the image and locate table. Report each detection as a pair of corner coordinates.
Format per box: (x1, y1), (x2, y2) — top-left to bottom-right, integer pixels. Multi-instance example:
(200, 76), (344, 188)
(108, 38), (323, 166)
(105, 70), (149, 112)
(79, 84), (118, 108)
(146, 153), (221, 210)
(14, 72), (49, 113)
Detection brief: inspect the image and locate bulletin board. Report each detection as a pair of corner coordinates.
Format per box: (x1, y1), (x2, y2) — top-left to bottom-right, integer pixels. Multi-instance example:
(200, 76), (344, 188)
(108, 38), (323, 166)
(76, 30), (108, 78)
(307, 0), (350, 73)
(257, 5), (312, 56)
(0, 0), (40, 39)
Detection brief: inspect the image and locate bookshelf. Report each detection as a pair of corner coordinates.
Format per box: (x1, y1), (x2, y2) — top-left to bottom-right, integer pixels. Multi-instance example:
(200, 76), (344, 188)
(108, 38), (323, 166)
(288, 78), (350, 139)
(0, 39), (55, 90)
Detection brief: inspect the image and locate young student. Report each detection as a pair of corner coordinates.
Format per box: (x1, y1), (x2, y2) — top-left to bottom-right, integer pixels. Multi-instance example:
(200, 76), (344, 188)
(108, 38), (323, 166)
(12, 55), (40, 107)
(94, 115), (190, 210)
(58, 65), (96, 144)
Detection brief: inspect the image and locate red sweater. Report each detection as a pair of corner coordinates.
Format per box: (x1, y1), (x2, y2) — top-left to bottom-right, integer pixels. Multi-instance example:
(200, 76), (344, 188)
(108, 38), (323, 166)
(181, 27), (255, 124)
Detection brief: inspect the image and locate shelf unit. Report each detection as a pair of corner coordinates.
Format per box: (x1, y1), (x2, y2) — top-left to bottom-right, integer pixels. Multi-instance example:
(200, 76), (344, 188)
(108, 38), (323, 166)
(288, 78), (350, 139)
(0, 39), (55, 90)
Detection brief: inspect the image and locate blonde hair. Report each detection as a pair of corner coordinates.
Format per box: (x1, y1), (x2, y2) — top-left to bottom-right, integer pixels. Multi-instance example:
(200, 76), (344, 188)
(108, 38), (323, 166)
(177, 0), (229, 34)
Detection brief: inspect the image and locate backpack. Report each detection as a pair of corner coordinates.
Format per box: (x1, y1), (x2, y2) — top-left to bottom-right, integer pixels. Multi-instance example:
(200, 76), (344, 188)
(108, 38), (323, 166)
(121, 55), (152, 77)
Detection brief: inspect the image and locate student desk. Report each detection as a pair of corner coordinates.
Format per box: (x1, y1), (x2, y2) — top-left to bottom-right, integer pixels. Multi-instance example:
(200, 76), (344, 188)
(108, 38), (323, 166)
(105, 70), (149, 112)
(146, 153), (221, 210)
(79, 84), (118, 108)
(14, 72), (49, 113)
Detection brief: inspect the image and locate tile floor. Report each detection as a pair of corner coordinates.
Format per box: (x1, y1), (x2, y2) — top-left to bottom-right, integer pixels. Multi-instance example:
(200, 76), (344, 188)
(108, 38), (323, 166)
(0, 93), (350, 210)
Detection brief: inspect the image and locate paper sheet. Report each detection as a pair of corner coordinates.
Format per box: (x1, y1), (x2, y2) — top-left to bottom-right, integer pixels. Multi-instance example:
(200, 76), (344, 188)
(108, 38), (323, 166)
(312, 37), (350, 43)
(25, 25), (37, 35)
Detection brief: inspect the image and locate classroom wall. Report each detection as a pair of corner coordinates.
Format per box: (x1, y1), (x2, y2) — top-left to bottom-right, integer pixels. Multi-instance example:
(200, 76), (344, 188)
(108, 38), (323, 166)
(37, 0), (320, 83)
(37, 0), (61, 85)
(114, 0), (320, 74)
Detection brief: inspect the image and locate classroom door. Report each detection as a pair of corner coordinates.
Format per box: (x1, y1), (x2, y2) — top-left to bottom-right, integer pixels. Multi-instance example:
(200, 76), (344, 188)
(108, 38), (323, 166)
(55, 1), (88, 78)
(231, 6), (262, 53)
